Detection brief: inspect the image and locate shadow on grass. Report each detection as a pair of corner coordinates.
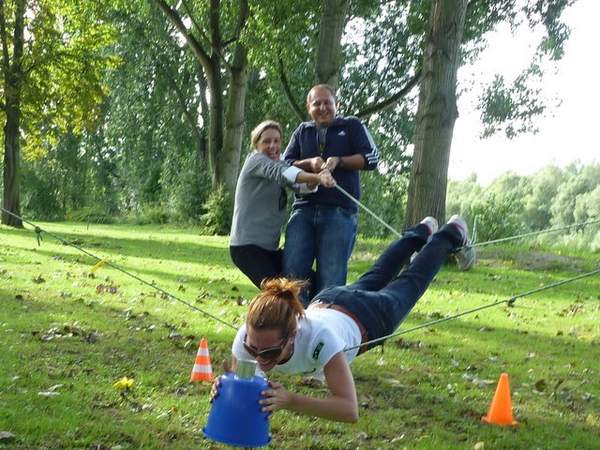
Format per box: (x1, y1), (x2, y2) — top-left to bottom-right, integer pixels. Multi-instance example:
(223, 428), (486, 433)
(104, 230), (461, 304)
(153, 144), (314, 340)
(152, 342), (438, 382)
(2, 280), (599, 448)
(1, 224), (233, 269)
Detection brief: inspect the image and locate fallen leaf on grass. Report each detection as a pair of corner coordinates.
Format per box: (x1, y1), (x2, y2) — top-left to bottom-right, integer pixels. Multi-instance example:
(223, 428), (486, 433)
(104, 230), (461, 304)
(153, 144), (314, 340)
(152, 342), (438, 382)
(462, 374), (495, 387)
(38, 391), (59, 397)
(85, 332), (100, 343)
(534, 379), (547, 392)
(0, 432), (16, 443)
(390, 434), (405, 443)
(474, 442), (485, 450)
(384, 379), (409, 389)
(586, 414), (599, 427)
(38, 384), (64, 396)
(394, 339), (424, 350)
(582, 392), (594, 401)
(96, 284), (118, 294)
(32, 274), (45, 283)
(356, 431), (368, 440)
(168, 331), (182, 340)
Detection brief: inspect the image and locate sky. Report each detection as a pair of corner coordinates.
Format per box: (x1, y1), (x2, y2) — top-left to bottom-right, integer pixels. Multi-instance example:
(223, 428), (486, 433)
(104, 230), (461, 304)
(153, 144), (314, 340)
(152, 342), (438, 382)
(449, 0), (599, 185)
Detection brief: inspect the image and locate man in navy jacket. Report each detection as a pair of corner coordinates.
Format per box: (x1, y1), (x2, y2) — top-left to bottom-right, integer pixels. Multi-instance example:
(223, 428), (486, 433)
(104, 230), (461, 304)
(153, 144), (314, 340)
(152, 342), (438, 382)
(283, 84), (379, 304)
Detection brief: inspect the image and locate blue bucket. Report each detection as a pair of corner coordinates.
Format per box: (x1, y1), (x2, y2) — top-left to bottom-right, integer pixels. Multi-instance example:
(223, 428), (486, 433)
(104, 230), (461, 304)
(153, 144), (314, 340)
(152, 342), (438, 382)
(203, 373), (271, 447)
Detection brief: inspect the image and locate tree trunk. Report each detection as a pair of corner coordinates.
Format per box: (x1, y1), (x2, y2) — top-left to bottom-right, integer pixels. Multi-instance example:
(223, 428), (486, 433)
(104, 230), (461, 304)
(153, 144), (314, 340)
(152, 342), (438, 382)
(405, 0), (468, 228)
(206, 57), (224, 190)
(1, 0), (26, 228)
(153, 0), (249, 197)
(315, 0), (349, 90)
(2, 106), (22, 227)
(196, 67), (209, 164)
(220, 43), (248, 194)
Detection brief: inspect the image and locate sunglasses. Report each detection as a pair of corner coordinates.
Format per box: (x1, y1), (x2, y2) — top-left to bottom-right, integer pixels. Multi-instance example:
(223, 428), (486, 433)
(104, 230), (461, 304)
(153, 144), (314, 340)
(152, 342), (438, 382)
(243, 333), (289, 361)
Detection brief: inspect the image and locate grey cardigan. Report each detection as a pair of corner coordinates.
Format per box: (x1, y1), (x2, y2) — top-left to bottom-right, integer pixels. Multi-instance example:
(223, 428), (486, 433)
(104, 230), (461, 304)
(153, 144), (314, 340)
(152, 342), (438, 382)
(229, 151), (303, 250)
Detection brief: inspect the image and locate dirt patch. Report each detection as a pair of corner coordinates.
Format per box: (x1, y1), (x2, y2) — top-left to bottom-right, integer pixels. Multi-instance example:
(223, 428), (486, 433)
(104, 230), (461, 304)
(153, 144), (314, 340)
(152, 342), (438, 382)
(513, 251), (582, 271)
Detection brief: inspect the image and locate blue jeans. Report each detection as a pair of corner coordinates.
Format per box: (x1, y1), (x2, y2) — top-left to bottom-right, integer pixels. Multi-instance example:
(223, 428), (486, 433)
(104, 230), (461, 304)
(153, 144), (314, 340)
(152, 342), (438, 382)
(283, 204), (357, 304)
(310, 222), (463, 351)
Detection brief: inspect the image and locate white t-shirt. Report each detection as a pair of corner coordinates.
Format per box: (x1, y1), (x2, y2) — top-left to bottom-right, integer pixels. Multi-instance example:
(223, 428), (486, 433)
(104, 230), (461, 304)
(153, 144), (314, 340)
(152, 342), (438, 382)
(232, 306), (362, 376)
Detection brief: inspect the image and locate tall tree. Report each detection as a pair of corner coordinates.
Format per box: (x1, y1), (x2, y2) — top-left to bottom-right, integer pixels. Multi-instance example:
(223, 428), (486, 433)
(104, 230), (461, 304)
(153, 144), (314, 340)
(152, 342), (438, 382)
(315, 0), (349, 89)
(405, 0), (468, 226)
(0, 0), (25, 226)
(405, 0), (576, 226)
(0, 0), (115, 227)
(153, 0), (249, 195)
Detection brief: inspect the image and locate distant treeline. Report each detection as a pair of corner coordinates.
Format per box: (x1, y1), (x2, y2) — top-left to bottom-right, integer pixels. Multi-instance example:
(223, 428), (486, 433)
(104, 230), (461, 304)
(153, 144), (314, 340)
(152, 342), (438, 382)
(445, 162), (600, 249)
(17, 151), (600, 250)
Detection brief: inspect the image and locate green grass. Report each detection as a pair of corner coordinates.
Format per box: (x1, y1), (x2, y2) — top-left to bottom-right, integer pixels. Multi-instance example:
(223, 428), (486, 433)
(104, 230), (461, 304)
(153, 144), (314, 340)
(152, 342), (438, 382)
(1, 222), (599, 449)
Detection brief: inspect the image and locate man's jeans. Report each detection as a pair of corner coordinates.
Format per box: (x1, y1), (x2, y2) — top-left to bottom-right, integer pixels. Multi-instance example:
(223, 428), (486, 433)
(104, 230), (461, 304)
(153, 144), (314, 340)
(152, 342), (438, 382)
(283, 204), (357, 304)
(311, 223), (463, 350)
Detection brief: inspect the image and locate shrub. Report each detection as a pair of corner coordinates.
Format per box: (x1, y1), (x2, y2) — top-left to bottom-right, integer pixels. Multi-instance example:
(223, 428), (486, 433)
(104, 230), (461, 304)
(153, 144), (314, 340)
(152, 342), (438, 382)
(66, 206), (116, 224)
(200, 185), (233, 235)
(130, 204), (170, 225)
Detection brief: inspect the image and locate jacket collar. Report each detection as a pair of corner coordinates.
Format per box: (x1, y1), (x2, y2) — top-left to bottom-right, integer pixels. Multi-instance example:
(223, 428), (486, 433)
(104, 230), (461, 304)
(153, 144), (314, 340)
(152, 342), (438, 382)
(305, 115), (345, 128)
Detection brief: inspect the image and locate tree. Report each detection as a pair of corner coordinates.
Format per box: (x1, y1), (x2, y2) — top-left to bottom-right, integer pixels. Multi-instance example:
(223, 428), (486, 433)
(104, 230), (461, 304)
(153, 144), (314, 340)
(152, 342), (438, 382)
(153, 0), (249, 196)
(405, 0), (577, 226)
(315, 0), (349, 89)
(0, 0), (115, 227)
(405, 0), (468, 227)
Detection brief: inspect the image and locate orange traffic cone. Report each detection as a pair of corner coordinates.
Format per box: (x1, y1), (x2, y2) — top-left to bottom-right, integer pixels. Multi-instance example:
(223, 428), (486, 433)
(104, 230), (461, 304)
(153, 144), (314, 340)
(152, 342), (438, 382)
(190, 337), (213, 382)
(482, 372), (518, 426)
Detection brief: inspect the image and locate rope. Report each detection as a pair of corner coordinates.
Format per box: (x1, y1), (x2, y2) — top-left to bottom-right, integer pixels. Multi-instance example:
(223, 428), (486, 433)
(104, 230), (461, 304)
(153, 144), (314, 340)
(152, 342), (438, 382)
(334, 184), (402, 238)
(335, 184), (600, 250)
(343, 266), (600, 352)
(3, 201), (599, 345)
(470, 218), (600, 248)
(1, 207), (237, 330)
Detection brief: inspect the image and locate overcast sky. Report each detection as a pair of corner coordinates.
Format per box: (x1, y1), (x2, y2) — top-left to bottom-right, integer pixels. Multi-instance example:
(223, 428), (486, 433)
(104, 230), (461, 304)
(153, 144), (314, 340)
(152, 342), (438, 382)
(449, 0), (599, 185)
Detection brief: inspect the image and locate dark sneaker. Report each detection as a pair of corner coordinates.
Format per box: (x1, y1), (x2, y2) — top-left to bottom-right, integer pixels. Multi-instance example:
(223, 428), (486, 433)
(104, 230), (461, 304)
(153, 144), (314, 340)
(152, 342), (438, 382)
(448, 215), (476, 271)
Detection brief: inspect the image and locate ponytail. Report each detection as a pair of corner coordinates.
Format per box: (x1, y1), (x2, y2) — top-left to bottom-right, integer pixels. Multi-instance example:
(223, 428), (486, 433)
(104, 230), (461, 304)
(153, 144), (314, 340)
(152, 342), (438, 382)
(247, 278), (306, 335)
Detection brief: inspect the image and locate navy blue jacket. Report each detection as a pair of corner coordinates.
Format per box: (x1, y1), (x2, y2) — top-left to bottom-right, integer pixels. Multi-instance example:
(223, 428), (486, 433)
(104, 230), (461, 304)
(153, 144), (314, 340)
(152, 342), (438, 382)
(284, 116), (379, 213)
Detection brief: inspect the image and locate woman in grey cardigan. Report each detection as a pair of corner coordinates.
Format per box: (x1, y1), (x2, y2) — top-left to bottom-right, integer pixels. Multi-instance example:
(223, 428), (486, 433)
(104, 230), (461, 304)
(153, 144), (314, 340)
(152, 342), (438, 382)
(230, 120), (335, 287)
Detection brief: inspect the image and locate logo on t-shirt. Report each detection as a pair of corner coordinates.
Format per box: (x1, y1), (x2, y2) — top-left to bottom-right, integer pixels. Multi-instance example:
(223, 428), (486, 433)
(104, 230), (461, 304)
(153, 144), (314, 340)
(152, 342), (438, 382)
(312, 342), (324, 360)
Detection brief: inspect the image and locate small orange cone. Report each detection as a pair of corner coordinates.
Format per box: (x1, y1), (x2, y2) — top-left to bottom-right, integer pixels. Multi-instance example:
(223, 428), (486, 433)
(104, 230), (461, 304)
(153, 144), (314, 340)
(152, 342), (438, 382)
(190, 337), (213, 382)
(482, 372), (518, 426)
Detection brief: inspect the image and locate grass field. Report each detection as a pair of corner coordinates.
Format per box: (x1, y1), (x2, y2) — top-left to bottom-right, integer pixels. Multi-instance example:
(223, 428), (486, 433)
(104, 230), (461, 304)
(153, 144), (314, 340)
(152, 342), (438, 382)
(1, 221), (599, 449)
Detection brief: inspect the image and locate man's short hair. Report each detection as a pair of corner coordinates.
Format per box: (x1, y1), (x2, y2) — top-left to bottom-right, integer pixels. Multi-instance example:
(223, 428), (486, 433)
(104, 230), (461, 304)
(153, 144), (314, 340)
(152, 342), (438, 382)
(306, 84), (337, 105)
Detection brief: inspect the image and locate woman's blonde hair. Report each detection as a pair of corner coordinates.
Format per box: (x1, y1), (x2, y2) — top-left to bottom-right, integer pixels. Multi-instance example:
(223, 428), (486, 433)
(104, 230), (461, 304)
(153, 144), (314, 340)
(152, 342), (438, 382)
(246, 278), (306, 335)
(250, 120), (282, 149)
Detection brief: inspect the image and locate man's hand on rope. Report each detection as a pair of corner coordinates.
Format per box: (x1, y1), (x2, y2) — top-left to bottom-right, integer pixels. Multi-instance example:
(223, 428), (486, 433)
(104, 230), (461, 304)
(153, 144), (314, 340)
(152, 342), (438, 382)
(318, 169), (336, 188)
(308, 156), (325, 173)
(321, 156), (341, 172)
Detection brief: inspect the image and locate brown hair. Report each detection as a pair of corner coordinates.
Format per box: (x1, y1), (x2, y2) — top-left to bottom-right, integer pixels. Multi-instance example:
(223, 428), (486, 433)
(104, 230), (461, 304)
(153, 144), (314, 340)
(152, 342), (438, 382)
(250, 120), (282, 149)
(246, 278), (306, 336)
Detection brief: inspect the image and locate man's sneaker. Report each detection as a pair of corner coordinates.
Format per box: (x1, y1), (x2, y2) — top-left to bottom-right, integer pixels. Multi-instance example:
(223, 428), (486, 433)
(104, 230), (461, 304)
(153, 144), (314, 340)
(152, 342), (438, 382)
(410, 216), (440, 263)
(420, 216), (439, 237)
(448, 215), (476, 271)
